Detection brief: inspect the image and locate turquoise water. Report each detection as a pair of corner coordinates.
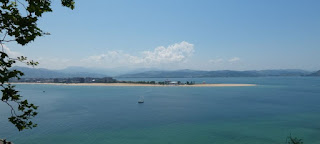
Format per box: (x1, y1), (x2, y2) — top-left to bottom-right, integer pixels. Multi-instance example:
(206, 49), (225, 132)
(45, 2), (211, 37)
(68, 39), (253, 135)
(1, 77), (320, 144)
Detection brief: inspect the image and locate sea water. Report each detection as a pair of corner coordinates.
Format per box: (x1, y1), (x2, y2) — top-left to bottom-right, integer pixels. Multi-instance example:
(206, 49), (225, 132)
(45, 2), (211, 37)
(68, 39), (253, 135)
(1, 77), (320, 144)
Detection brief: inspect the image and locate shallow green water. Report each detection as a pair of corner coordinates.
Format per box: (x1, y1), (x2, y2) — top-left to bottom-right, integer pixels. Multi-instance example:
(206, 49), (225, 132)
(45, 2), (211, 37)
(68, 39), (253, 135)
(1, 77), (320, 144)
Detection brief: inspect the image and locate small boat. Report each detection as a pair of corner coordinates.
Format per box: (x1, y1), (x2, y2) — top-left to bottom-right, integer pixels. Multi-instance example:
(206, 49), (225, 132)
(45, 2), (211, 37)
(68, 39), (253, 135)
(138, 96), (144, 103)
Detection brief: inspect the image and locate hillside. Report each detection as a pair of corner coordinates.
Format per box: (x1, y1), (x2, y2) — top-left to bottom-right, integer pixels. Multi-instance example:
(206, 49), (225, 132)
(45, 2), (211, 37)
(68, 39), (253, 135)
(117, 69), (310, 78)
(10, 67), (313, 78)
(11, 66), (108, 78)
(307, 70), (320, 76)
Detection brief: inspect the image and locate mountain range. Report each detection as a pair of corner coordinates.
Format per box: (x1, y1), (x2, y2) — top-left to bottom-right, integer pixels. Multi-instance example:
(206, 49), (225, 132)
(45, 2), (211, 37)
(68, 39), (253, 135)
(307, 70), (320, 76)
(117, 69), (312, 78)
(10, 66), (318, 78)
(12, 66), (108, 78)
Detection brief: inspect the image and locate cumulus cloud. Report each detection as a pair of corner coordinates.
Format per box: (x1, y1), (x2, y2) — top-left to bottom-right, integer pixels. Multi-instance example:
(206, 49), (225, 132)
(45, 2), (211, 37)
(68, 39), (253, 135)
(0, 45), (73, 69)
(84, 50), (143, 64)
(142, 41), (194, 64)
(228, 57), (240, 62)
(83, 41), (194, 67)
(1, 44), (23, 58)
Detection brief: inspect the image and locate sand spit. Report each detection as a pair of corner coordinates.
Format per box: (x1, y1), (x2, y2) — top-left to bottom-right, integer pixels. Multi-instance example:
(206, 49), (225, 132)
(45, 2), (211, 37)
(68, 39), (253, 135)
(12, 83), (256, 87)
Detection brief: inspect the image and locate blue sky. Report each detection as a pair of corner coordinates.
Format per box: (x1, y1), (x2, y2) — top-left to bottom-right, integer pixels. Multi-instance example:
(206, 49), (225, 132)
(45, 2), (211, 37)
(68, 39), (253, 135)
(5, 0), (320, 71)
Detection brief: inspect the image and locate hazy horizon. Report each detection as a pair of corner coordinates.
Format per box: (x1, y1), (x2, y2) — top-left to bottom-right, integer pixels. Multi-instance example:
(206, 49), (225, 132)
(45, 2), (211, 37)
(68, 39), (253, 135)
(13, 65), (316, 78)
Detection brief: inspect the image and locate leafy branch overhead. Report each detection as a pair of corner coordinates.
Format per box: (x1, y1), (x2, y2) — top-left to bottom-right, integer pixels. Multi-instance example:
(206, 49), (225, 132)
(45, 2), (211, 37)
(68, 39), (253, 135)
(0, 0), (74, 131)
(0, 51), (39, 130)
(1, 0), (75, 45)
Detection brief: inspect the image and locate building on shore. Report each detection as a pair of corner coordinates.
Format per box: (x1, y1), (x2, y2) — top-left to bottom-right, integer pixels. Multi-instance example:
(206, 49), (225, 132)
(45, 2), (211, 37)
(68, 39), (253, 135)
(12, 77), (116, 83)
(169, 81), (178, 85)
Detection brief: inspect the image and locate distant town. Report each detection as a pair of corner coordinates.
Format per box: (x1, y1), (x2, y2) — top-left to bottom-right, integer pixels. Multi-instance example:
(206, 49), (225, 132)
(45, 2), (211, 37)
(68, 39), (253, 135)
(10, 77), (197, 85)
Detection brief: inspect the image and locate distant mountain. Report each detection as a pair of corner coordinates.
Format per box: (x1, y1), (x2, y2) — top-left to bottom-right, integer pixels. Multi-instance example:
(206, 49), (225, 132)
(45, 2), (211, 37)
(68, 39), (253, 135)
(11, 66), (108, 78)
(117, 69), (311, 78)
(307, 70), (320, 76)
(11, 66), (313, 78)
(57, 66), (118, 76)
(124, 67), (162, 74)
(57, 66), (161, 76)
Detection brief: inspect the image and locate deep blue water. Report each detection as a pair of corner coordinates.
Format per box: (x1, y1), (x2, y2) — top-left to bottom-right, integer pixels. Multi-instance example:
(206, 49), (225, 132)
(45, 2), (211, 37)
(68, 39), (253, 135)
(1, 77), (320, 144)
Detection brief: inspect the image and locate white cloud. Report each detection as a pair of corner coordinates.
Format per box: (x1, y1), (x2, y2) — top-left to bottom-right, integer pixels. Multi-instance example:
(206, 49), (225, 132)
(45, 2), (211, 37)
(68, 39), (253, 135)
(228, 57), (240, 62)
(0, 45), (74, 69)
(82, 41), (194, 68)
(142, 41), (194, 64)
(209, 58), (224, 64)
(1, 44), (23, 58)
(84, 50), (143, 65)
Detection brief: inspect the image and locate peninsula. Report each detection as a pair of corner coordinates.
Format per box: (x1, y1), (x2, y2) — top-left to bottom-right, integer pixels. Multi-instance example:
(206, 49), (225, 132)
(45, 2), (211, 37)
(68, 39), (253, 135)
(11, 77), (256, 87)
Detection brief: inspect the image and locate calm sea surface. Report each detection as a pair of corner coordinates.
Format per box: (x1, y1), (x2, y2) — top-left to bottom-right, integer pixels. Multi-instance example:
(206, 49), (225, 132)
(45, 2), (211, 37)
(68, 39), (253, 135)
(1, 77), (320, 144)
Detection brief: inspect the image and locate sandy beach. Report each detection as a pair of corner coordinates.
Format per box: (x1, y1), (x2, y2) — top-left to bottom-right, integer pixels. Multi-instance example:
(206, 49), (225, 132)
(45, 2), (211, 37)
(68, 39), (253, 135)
(12, 83), (256, 87)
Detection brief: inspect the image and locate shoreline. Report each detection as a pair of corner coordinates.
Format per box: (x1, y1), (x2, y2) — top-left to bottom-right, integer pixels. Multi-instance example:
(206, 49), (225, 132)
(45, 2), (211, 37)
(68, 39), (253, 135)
(12, 82), (257, 87)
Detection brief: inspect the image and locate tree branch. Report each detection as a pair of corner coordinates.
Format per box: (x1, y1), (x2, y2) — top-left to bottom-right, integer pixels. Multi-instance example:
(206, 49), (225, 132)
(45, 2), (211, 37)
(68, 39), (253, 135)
(4, 101), (18, 117)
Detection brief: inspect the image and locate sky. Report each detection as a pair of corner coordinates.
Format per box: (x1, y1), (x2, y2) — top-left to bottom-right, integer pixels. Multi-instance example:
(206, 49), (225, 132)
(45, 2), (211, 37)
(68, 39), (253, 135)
(4, 0), (320, 71)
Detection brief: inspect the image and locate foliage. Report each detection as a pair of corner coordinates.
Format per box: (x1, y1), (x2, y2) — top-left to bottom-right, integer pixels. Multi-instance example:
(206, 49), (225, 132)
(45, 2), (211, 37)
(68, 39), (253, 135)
(0, 0), (74, 131)
(286, 134), (303, 144)
(0, 51), (39, 130)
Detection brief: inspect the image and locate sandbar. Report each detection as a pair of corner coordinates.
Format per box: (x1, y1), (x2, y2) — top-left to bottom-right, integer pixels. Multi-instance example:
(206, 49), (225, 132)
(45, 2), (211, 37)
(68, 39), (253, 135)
(12, 83), (256, 87)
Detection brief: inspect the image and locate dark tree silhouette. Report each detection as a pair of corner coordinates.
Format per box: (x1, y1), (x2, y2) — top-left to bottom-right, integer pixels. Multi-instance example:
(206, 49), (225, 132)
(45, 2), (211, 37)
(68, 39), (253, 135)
(0, 0), (75, 131)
